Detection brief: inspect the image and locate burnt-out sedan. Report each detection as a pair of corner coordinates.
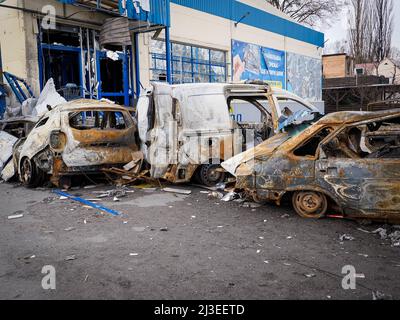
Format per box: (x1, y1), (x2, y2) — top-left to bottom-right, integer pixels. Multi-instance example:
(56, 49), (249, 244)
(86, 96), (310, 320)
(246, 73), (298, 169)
(222, 109), (400, 223)
(14, 99), (139, 188)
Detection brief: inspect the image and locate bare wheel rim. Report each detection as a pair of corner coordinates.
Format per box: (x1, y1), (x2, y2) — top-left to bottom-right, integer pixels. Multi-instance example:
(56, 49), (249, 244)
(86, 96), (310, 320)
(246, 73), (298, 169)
(200, 165), (224, 186)
(293, 191), (327, 218)
(21, 158), (33, 184)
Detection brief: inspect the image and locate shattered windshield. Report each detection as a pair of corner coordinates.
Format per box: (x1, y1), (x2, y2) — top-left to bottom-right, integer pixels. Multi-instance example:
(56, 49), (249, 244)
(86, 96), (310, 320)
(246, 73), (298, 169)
(277, 98), (321, 131)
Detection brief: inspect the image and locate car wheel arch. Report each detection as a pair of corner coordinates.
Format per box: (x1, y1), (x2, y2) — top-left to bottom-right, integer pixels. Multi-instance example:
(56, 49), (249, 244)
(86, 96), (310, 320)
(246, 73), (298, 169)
(284, 186), (344, 214)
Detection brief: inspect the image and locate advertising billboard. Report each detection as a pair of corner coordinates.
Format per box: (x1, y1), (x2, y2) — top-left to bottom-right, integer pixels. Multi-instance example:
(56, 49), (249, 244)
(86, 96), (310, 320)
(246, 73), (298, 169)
(232, 40), (286, 89)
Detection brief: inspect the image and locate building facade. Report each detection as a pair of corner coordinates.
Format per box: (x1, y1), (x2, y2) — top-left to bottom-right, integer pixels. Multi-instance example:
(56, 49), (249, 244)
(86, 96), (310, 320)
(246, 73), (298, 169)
(322, 53), (355, 79)
(0, 0), (325, 111)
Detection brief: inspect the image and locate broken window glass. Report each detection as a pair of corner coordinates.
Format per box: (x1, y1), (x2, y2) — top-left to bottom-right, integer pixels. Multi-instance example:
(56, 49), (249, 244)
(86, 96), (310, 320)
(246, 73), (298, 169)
(294, 127), (333, 158)
(69, 111), (128, 130)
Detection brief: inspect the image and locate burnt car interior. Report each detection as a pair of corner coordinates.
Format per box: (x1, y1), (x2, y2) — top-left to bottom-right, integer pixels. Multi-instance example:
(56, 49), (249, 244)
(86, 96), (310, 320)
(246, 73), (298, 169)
(322, 116), (400, 159)
(227, 96), (273, 144)
(293, 127), (334, 158)
(69, 111), (129, 130)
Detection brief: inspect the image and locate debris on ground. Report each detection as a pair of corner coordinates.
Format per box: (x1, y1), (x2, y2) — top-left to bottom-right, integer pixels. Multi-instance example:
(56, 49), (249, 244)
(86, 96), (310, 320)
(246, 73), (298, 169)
(241, 202), (262, 208)
(389, 231), (400, 247)
(215, 183), (226, 191)
(83, 185), (99, 190)
(54, 190), (121, 216)
(372, 228), (388, 239)
(371, 228), (400, 247)
(101, 151), (159, 188)
(339, 234), (355, 241)
(7, 214), (24, 220)
(208, 191), (224, 199)
(163, 187), (192, 195)
(221, 192), (240, 202)
(372, 291), (393, 300)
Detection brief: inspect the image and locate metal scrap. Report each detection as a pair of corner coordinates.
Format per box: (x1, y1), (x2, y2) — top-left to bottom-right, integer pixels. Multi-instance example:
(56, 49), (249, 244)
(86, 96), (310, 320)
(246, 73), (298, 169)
(54, 190), (121, 216)
(339, 234), (355, 241)
(163, 187), (192, 195)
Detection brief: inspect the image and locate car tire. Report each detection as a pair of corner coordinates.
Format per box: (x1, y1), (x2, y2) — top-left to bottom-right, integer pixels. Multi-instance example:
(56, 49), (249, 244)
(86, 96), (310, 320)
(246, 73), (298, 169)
(195, 163), (226, 187)
(292, 191), (328, 219)
(20, 157), (45, 188)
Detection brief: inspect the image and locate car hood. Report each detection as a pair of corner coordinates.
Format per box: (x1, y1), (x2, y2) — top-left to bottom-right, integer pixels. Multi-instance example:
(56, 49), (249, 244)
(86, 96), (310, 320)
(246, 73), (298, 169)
(222, 132), (291, 176)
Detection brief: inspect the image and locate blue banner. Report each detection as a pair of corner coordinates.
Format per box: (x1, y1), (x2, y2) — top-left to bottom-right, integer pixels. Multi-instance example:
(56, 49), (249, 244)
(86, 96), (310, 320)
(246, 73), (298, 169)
(232, 40), (286, 89)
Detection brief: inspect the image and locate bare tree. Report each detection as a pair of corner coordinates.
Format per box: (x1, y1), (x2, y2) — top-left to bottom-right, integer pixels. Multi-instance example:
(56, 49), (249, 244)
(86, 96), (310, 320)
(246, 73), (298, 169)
(347, 0), (373, 64)
(372, 0), (393, 63)
(323, 39), (349, 55)
(347, 0), (394, 66)
(266, 0), (345, 26)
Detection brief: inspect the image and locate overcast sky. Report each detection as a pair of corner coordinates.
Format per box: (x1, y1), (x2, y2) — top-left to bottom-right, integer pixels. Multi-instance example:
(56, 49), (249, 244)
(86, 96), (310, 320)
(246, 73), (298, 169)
(317, 1), (400, 50)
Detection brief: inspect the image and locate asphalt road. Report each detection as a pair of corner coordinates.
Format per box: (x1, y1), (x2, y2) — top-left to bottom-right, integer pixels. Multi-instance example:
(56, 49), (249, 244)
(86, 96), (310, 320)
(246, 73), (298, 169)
(0, 181), (399, 300)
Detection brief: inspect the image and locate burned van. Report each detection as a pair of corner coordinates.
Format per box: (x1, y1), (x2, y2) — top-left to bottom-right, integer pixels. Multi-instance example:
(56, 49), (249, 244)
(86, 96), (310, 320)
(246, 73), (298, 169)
(137, 82), (322, 186)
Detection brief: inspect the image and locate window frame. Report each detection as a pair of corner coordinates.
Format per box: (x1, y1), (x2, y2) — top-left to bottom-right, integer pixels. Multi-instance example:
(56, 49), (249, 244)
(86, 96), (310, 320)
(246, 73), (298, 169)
(150, 40), (227, 84)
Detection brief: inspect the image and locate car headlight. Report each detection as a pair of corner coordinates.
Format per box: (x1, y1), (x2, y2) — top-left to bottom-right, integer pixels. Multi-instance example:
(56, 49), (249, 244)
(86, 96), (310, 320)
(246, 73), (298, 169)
(50, 130), (66, 151)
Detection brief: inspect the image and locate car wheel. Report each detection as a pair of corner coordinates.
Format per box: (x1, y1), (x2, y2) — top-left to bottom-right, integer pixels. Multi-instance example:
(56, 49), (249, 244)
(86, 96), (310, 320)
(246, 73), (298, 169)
(20, 157), (44, 188)
(195, 164), (226, 187)
(292, 191), (328, 219)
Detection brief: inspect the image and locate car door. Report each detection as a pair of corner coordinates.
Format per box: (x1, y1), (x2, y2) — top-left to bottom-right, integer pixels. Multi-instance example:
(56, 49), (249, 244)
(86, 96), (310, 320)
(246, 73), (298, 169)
(256, 125), (331, 191)
(316, 123), (400, 218)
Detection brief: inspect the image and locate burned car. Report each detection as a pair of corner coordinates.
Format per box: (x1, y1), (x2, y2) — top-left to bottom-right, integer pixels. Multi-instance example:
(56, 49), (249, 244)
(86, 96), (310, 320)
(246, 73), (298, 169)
(137, 82), (322, 186)
(222, 109), (400, 223)
(14, 99), (139, 187)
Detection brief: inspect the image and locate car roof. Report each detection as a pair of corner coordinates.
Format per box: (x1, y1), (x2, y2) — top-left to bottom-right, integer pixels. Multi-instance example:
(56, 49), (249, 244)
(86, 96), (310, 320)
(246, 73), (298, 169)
(56, 99), (129, 112)
(152, 82), (270, 96)
(318, 109), (400, 125)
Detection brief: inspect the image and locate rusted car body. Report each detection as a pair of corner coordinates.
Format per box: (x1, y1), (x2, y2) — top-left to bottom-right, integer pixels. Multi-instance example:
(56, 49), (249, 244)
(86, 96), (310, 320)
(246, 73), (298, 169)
(222, 109), (400, 223)
(14, 99), (139, 187)
(137, 82), (322, 186)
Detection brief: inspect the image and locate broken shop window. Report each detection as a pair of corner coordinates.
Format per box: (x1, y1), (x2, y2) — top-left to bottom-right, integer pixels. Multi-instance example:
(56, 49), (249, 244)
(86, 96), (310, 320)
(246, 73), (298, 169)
(69, 111), (129, 131)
